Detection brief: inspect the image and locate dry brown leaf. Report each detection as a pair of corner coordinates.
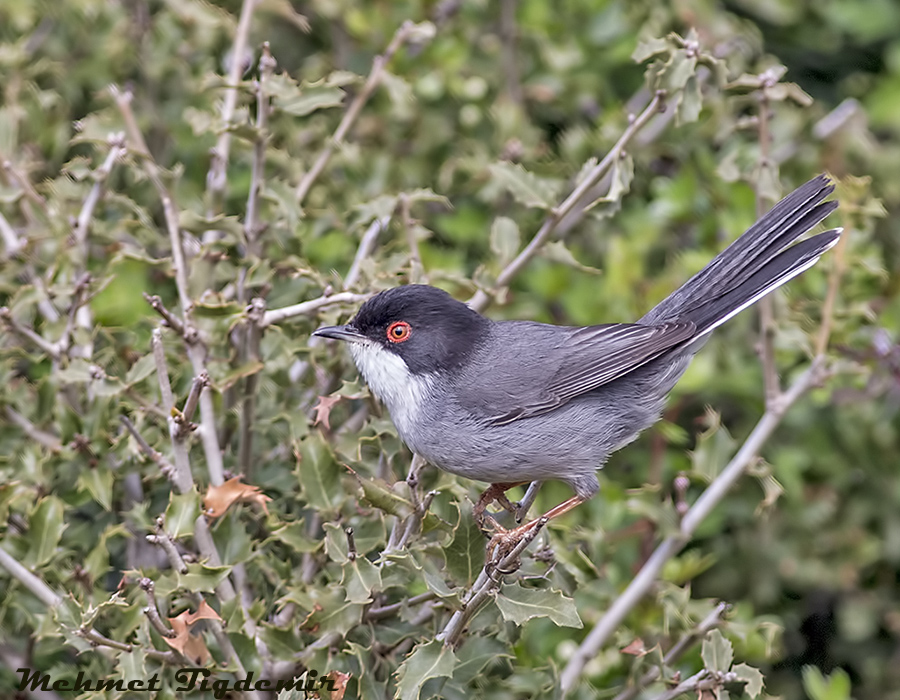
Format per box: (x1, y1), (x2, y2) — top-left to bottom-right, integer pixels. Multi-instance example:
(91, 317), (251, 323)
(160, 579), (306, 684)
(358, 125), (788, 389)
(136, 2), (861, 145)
(621, 637), (647, 656)
(163, 600), (222, 664)
(313, 394), (341, 431)
(325, 671), (350, 700)
(204, 475), (271, 518)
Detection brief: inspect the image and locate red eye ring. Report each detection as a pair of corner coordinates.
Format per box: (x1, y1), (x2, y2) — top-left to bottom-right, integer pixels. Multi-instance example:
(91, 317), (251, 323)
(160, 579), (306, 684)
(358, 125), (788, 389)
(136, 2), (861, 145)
(386, 321), (412, 343)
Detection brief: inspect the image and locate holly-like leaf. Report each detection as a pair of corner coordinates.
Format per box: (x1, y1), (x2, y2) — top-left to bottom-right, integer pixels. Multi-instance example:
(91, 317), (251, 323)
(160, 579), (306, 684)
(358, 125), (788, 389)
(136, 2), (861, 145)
(313, 395), (342, 431)
(164, 489), (200, 538)
(294, 435), (342, 512)
(394, 640), (457, 700)
(443, 505), (485, 585)
(494, 583), (583, 628)
(487, 162), (561, 209)
(163, 600), (222, 665)
(701, 629), (734, 672)
(341, 556), (382, 604)
(489, 216), (520, 268)
(733, 663), (765, 698)
(203, 476), (271, 519)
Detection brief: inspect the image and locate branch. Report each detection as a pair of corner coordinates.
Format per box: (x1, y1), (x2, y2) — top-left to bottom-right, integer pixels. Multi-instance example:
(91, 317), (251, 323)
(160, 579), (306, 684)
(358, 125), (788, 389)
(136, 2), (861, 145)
(0, 546), (62, 608)
(120, 415), (176, 481)
(143, 293), (186, 337)
(138, 578), (176, 638)
(612, 602), (730, 700)
(4, 407), (62, 453)
(400, 194), (426, 283)
(245, 42), (276, 255)
(0, 306), (61, 359)
(260, 291), (369, 328)
(151, 329), (193, 494)
(295, 20), (431, 203)
(468, 91), (667, 312)
(73, 133), (126, 253)
(146, 518), (188, 574)
(206, 0), (258, 215)
(344, 215), (391, 291)
(238, 299), (264, 475)
(558, 360), (824, 693)
(0, 208), (23, 258)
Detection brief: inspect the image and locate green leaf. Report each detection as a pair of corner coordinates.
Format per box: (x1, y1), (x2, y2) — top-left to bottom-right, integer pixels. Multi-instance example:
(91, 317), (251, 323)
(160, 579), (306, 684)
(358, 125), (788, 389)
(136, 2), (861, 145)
(690, 410), (735, 482)
(802, 666), (852, 700)
(443, 505), (485, 585)
(489, 216), (520, 268)
(25, 496), (66, 567)
(265, 73), (345, 116)
(295, 435), (342, 512)
(701, 629), (734, 672)
(175, 564), (232, 594)
(494, 583), (583, 628)
(394, 640), (456, 700)
(324, 522), (350, 563)
(124, 353), (157, 385)
(341, 556), (382, 604)
(77, 466), (113, 510)
(676, 73), (703, 125)
(164, 489), (200, 538)
(540, 241), (602, 274)
(269, 521), (321, 553)
(632, 36), (670, 63)
(733, 663), (765, 698)
(584, 152), (634, 218)
(487, 162), (561, 210)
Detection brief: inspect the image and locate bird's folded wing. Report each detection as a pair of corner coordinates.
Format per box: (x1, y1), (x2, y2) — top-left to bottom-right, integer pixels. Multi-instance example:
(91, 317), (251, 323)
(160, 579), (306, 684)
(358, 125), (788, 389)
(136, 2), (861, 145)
(485, 321), (696, 425)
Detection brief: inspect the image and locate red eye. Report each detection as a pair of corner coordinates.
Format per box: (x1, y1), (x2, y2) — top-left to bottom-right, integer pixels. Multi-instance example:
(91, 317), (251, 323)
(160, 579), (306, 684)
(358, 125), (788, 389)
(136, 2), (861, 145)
(386, 321), (411, 343)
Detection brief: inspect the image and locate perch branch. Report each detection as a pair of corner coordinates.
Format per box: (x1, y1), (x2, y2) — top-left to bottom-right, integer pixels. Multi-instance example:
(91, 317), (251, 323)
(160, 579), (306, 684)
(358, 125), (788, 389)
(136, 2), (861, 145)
(261, 291), (369, 328)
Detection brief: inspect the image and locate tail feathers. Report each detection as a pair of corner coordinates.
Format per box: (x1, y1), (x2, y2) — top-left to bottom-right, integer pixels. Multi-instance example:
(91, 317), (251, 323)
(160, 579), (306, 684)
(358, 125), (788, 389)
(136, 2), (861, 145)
(644, 174), (836, 324)
(684, 228), (842, 335)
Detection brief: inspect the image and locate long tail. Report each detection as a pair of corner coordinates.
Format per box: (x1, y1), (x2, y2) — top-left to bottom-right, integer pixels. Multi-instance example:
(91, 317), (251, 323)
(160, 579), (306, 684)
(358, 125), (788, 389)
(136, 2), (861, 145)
(642, 174), (840, 333)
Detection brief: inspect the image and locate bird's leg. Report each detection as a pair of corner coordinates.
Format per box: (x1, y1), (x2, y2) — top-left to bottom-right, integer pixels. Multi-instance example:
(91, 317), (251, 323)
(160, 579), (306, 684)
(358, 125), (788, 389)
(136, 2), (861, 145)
(473, 482), (527, 533)
(514, 480), (543, 522)
(486, 495), (585, 561)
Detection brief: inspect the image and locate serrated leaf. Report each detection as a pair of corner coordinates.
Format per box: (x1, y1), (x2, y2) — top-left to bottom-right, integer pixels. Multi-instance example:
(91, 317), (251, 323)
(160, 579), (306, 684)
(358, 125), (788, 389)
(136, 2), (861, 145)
(540, 241), (601, 274)
(632, 36), (670, 63)
(125, 353), (157, 385)
(802, 666), (851, 700)
(164, 489), (200, 538)
(25, 496), (66, 567)
(269, 521), (321, 553)
(175, 564), (232, 593)
(701, 629), (733, 672)
(487, 162), (561, 209)
(443, 505), (485, 585)
(324, 522), (350, 563)
(490, 216), (520, 268)
(394, 640), (456, 700)
(178, 210), (243, 237)
(676, 73), (703, 124)
(265, 73), (345, 117)
(690, 410), (735, 482)
(733, 663), (764, 698)
(584, 152), (634, 218)
(77, 467), (113, 510)
(295, 436), (342, 512)
(341, 556), (382, 604)
(494, 583), (583, 628)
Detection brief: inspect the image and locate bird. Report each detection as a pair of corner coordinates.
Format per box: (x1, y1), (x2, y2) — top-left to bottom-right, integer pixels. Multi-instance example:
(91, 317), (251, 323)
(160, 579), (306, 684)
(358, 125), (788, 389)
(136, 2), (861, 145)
(314, 175), (839, 553)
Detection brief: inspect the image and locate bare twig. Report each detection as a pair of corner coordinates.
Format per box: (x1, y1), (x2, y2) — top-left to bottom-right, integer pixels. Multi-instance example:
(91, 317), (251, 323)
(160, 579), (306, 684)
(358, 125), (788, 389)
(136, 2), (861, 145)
(559, 360), (825, 693)
(150, 329), (193, 494)
(400, 194), (426, 283)
(73, 133), (126, 252)
(0, 209), (23, 257)
(366, 591), (437, 621)
(3, 407), (62, 453)
(245, 42), (276, 255)
(344, 215), (391, 290)
(0, 306), (61, 359)
(175, 372), (209, 439)
(120, 415), (176, 479)
(295, 21), (429, 203)
(815, 208), (850, 357)
(756, 75), (780, 407)
(261, 291), (369, 328)
(147, 518), (188, 574)
(206, 0), (258, 216)
(468, 91), (667, 312)
(238, 298), (264, 475)
(143, 293), (186, 337)
(0, 547), (62, 608)
(139, 578), (176, 637)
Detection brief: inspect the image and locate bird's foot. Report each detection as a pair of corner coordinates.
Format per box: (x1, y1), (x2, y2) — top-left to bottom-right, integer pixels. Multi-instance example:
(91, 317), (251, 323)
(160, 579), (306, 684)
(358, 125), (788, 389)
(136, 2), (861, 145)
(473, 482), (523, 536)
(485, 516), (549, 564)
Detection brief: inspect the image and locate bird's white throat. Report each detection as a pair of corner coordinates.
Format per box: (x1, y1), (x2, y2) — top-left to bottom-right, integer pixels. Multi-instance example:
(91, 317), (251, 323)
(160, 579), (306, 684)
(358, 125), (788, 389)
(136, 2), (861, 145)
(348, 341), (433, 436)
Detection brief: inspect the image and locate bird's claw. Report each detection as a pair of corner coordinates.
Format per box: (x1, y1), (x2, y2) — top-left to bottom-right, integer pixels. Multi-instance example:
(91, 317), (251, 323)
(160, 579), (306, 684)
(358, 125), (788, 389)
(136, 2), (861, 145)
(484, 516), (548, 563)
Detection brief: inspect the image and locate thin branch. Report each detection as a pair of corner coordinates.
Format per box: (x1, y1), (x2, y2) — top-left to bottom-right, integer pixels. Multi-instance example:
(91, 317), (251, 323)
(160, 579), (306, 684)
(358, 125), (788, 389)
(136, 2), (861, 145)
(4, 407), (62, 453)
(815, 208), (850, 357)
(151, 329), (193, 494)
(260, 291), (369, 328)
(559, 360), (824, 693)
(0, 306), (61, 359)
(295, 20), (428, 203)
(139, 578), (176, 638)
(73, 133), (126, 252)
(147, 518), (188, 574)
(468, 91), (667, 312)
(0, 547), (62, 608)
(143, 293), (186, 337)
(366, 591), (437, 621)
(120, 415), (176, 480)
(612, 602), (730, 700)
(174, 371), (208, 439)
(439, 516), (548, 647)
(238, 298), (264, 475)
(244, 42), (276, 256)
(344, 215), (391, 290)
(756, 75), (780, 406)
(206, 0), (259, 216)
(0, 209), (23, 257)
(400, 194), (426, 284)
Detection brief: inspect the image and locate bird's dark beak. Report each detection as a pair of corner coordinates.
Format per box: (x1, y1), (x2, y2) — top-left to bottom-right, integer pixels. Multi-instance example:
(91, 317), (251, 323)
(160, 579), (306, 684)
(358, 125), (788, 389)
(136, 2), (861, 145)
(313, 324), (367, 344)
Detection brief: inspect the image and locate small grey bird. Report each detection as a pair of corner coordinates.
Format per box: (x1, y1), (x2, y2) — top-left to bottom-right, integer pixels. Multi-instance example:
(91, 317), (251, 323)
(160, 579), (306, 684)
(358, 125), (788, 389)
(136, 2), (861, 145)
(315, 175), (839, 546)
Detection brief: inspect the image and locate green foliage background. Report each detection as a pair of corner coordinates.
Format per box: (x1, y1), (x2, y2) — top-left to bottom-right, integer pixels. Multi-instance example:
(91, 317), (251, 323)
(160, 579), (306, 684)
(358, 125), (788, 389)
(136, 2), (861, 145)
(0, 0), (898, 698)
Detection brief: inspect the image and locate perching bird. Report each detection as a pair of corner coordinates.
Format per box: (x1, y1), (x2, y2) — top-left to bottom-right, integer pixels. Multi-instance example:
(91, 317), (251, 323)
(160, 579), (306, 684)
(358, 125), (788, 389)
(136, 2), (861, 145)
(315, 175), (839, 550)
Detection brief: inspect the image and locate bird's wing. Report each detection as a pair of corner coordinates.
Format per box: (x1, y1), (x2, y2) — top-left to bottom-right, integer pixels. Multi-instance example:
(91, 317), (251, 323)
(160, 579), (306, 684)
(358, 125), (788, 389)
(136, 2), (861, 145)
(479, 321), (696, 425)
